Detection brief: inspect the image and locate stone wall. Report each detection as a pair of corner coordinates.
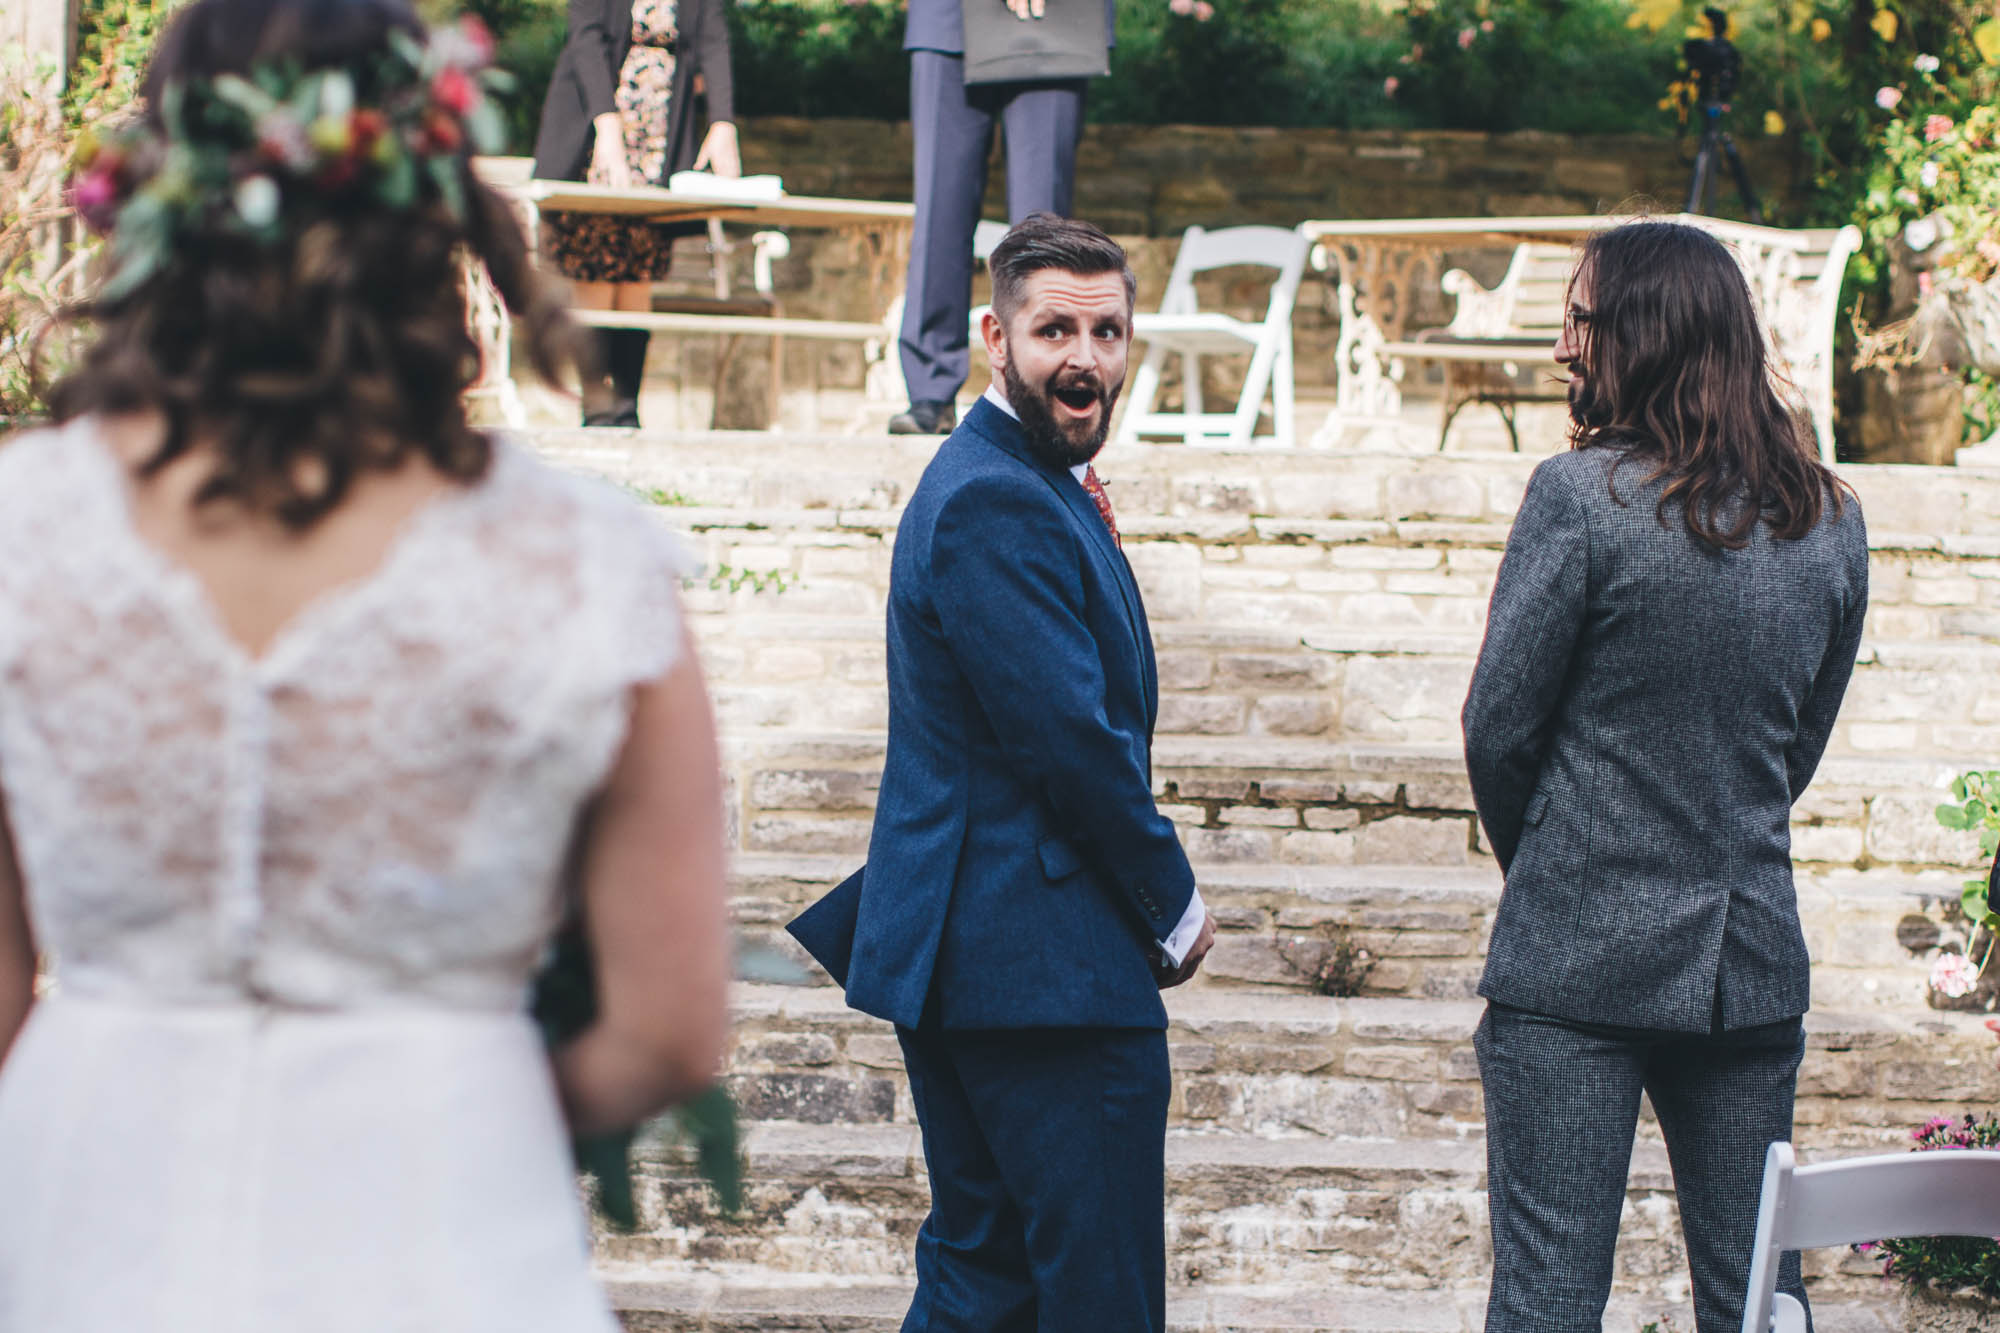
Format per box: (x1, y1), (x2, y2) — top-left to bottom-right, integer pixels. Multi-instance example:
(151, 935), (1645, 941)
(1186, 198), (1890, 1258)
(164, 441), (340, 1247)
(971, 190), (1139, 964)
(741, 117), (1805, 237)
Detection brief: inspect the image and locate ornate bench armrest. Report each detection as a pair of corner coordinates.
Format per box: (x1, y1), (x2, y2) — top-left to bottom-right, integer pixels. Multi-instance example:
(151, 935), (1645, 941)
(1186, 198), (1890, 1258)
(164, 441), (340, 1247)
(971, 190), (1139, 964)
(1440, 268), (1516, 339)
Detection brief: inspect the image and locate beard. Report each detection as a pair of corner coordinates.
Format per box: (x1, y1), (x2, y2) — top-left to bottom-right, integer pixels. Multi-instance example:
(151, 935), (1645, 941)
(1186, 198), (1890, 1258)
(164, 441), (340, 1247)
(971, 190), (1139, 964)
(1565, 368), (1610, 431)
(1002, 352), (1120, 471)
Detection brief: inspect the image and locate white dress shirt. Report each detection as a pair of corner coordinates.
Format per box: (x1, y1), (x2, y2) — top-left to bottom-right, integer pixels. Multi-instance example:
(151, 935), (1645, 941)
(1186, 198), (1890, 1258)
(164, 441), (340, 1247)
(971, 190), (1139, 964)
(980, 385), (1208, 967)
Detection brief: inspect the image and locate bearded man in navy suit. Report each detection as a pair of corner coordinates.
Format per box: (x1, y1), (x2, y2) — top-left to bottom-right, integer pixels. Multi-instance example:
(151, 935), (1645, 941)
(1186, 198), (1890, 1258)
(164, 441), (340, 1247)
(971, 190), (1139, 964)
(790, 213), (1213, 1331)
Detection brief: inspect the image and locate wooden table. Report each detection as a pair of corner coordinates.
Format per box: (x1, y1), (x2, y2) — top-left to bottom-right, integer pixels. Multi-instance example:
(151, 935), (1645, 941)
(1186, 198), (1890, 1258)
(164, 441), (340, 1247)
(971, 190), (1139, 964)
(1298, 213), (1854, 457)
(463, 161), (916, 426)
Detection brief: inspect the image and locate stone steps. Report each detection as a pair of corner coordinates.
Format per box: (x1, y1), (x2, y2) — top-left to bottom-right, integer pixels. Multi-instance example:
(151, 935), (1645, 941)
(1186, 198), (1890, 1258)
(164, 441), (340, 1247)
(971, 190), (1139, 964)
(604, 1270), (1911, 1333)
(601, 1273), (1904, 1333)
(729, 848), (1984, 1017)
(598, 1120), (1908, 1304)
(719, 983), (2000, 1145)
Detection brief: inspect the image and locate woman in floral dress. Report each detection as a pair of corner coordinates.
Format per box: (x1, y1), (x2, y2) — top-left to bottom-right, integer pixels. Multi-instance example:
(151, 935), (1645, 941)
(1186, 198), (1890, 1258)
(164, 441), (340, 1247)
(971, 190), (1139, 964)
(534, 0), (738, 426)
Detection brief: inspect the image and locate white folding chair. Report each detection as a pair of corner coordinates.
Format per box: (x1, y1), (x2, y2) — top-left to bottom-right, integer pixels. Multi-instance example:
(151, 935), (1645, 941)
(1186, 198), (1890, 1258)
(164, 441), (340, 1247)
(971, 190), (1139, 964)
(1741, 1141), (2000, 1333)
(1116, 224), (1310, 448)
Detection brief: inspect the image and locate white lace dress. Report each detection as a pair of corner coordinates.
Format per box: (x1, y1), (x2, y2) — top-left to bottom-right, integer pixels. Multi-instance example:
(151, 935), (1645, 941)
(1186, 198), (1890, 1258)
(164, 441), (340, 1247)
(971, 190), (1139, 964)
(0, 418), (689, 1333)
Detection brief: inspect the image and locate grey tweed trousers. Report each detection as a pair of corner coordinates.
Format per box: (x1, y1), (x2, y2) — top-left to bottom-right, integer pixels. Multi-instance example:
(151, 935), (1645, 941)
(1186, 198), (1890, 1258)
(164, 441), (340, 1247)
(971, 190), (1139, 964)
(1475, 1003), (1811, 1333)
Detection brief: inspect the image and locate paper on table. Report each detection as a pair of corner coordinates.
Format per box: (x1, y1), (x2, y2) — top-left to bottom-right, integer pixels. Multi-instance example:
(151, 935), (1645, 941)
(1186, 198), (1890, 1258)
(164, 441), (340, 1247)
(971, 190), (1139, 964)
(667, 171), (785, 200)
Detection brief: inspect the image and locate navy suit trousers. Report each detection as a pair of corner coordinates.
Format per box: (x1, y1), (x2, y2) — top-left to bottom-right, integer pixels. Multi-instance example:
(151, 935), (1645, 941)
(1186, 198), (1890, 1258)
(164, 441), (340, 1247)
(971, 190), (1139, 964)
(898, 51), (1086, 403)
(896, 1025), (1169, 1332)
(1475, 1003), (1810, 1333)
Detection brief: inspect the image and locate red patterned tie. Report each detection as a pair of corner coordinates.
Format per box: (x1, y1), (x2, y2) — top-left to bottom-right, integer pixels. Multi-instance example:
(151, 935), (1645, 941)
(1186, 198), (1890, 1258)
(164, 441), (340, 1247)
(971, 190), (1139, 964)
(1081, 465), (1121, 548)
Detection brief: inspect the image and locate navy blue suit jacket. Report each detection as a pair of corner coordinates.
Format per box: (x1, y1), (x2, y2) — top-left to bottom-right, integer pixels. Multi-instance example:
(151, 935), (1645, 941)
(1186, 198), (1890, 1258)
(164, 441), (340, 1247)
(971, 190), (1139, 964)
(789, 399), (1195, 1030)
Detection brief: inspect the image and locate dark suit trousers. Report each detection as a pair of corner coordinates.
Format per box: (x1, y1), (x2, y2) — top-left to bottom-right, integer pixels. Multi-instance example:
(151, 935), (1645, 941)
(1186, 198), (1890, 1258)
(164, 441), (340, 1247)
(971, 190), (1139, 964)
(896, 1025), (1169, 1332)
(898, 51), (1087, 404)
(1475, 1004), (1810, 1333)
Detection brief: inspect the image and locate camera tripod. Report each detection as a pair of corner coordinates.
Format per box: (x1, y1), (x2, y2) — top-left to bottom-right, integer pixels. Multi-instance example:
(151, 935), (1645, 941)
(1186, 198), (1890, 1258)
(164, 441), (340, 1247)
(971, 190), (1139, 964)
(1684, 100), (1764, 224)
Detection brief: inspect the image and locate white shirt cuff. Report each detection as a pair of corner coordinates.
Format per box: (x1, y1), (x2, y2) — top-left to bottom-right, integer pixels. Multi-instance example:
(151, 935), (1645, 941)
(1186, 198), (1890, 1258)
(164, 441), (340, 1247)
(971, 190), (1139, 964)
(1158, 886), (1206, 968)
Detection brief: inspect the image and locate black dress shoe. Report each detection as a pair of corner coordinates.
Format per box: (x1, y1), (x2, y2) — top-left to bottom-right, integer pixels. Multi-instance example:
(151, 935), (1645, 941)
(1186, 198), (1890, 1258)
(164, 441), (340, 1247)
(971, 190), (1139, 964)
(582, 398), (641, 429)
(888, 399), (956, 434)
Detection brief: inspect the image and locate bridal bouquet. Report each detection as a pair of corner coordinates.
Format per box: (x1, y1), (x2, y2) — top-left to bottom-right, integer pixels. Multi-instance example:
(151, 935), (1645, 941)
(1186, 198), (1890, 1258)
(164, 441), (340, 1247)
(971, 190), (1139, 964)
(531, 921), (742, 1229)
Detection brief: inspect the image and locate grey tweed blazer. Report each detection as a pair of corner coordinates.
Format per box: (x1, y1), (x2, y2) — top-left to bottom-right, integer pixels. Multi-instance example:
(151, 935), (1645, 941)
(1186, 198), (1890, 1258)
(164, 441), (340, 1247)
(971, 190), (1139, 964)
(1463, 445), (1869, 1033)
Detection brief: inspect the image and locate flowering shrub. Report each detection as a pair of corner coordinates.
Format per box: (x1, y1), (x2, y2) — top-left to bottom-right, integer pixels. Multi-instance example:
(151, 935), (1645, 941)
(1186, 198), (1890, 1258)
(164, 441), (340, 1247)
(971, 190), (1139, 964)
(1927, 772), (2000, 1008)
(1858, 1113), (2000, 1300)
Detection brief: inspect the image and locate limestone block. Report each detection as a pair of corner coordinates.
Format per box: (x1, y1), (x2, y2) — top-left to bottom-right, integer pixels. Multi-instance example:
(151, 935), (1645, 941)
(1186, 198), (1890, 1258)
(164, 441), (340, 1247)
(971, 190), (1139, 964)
(1185, 827), (1277, 863)
(1156, 803), (1208, 826)
(1222, 806), (1302, 828)
(845, 1034), (907, 1070)
(1262, 471), (1385, 519)
(1279, 830), (1359, 865)
(1795, 1051), (1876, 1099)
(1253, 694), (1336, 736)
(1411, 1083), (1484, 1118)
(1231, 1074), (1405, 1137)
(1220, 592), (1341, 628)
(1344, 1045), (1439, 1081)
(728, 543), (795, 572)
(1169, 1041), (1219, 1073)
(1878, 1058), (2000, 1102)
(1487, 472), (1529, 519)
(1304, 807), (1363, 831)
(1205, 567), (1297, 592)
(1157, 650), (1216, 690)
(1864, 793), (1984, 866)
(1445, 548), (1505, 576)
(1330, 546), (1444, 572)
(1790, 824), (1864, 865)
(712, 687), (797, 728)
(1386, 473), (1487, 522)
(1354, 816), (1471, 866)
(1218, 654), (1337, 688)
(1174, 477), (1262, 514)
(1241, 545), (1332, 570)
(1175, 778), (1254, 800)
(736, 1033), (839, 1068)
(799, 547), (874, 579)
(1344, 780), (1402, 804)
(1404, 776), (1477, 811)
(1124, 541), (1204, 622)
(1444, 1046), (1481, 1081)
(1909, 576), (1980, 607)
(1383, 572), (1492, 600)
(1420, 967), (1485, 999)
(749, 646), (828, 682)
(1335, 593), (1427, 628)
(1342, 656), (1476, 742)
(1158, 694), (1250, 735)
(1293, 570), (1386, 594)
(1203, 935), (1307, 986)
(727, 1073), (898, 1123)
(749, 769), (878, 813)
(1261, 777), (1346, 802)
(746, 815), (873, 855)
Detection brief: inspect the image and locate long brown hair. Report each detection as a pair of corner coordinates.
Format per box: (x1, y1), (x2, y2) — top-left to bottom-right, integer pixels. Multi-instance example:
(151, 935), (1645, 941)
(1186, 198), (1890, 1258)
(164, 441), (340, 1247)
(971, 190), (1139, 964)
(48, 0), (579, 529)
(1564, 220), (1846, 550)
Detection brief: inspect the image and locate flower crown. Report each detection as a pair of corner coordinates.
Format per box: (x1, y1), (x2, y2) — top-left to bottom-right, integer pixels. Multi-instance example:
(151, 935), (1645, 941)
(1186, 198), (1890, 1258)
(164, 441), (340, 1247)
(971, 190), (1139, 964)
(71, 17), (511, 301)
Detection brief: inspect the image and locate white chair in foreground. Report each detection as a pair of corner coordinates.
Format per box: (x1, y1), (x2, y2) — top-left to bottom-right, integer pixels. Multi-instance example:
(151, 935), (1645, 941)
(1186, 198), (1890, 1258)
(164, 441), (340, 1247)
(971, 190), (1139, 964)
(1741, 1140), (2000, 1333)
(1117, 224), (1310, 448)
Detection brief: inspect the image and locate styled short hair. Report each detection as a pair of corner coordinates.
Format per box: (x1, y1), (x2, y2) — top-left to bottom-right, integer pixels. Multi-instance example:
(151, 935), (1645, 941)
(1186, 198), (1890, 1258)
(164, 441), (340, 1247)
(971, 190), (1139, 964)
(1565, 220), (1846, 550)
(988, 212), (1137, 324)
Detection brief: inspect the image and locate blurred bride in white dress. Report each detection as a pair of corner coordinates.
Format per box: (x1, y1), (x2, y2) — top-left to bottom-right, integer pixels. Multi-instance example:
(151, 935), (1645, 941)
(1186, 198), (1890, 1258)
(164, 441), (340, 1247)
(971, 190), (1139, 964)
(0, 1), (731, 1328)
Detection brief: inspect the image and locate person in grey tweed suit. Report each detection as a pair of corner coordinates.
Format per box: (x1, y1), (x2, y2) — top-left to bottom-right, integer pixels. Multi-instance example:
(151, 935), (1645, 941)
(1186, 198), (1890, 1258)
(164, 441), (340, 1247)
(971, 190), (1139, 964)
(1462, 220), (1869, 1333)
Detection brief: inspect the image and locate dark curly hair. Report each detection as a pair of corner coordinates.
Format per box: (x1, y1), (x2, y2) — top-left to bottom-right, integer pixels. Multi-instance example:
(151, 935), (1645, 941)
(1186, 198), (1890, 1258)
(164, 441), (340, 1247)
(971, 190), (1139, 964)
(1563, 220), (1847, 551)
(47, 0), (578, 529)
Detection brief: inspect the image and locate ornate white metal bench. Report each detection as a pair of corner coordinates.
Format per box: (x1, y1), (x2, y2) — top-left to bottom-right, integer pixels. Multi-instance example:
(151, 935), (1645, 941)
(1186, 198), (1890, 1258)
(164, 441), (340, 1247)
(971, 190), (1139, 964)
(1301, 214), (1860, 461)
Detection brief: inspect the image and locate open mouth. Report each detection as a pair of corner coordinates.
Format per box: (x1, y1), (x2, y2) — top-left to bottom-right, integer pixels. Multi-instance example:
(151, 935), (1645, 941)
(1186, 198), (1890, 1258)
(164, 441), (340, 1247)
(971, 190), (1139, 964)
(1052, 385), (1099, 415)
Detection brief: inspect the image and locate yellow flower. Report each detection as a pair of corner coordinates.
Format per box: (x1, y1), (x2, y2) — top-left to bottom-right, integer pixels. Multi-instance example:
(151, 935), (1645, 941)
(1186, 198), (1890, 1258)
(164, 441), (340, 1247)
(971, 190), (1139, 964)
(1811, 17), (1831, 40)
(1764, 110), (1786, 135)
(1627, 0), (1680, 34)
(1872, 6), (1898, 43)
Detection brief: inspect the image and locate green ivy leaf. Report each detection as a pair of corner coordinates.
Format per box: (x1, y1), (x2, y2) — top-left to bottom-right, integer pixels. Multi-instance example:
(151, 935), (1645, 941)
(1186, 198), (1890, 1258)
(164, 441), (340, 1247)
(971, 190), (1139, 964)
(1935, 803), (1973, 830)
(1964, 882), (1992, 925)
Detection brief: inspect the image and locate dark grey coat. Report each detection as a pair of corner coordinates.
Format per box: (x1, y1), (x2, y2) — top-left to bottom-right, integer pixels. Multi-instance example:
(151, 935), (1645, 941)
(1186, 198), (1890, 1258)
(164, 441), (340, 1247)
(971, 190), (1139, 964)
(1463, 445), (1868, 1033)
(532, 0), (735, 184)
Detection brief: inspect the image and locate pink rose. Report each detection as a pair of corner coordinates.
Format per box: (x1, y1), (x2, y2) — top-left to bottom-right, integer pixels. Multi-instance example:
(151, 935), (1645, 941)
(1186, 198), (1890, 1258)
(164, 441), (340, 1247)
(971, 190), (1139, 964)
(1383, 75), (1399, 96)
(1458, 26), (1476, 48)
(1929, 950), (1978, 998)
(1924, 114), (1953, 142)
(1192, 1), (1213, 20)
(432, 66), (476, 117)
(71, 168), (121, 231)
(1169, 0), (1194, 14)
(1876, 86), (1903, 110)
(1480, 18), (1493, 30)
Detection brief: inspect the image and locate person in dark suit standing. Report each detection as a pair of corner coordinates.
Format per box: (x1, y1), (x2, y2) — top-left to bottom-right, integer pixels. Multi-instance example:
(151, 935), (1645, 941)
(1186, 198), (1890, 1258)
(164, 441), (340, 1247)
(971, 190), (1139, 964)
(886, 0), (1115, 435)
(789, 214), (1214, 1328)
(1462, 220), (1869, 1333)
(533, 0), (737, 426)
